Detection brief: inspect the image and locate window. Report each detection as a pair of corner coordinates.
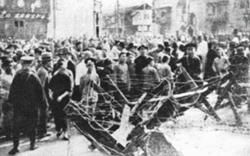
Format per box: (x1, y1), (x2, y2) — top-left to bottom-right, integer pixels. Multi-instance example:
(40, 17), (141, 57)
(96, 13), (99, 25)
(189, 13), (195, 25)
(14, 21), (24, 27)
(208, 4), (216, 15)
(20, 21), (24, 27)
(182, 6), (186, 14)
(212, 5), (216, 14)
(161, 11), (166, 17)
(14, 21), (18, 27)
(240, 0), (250, 9)
(0, 0), (5, 7)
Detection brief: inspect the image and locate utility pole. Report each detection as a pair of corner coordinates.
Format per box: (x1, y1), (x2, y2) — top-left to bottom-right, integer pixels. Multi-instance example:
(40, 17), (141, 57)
(115, 0), (120, 36)
(122, 8), (125, 37)
(94, 0), (96, 38)
(186, 0), (189, 36)
(152, 0), (156, 36)
(143, 2), (146, 38)
(53, 0), (56, 40)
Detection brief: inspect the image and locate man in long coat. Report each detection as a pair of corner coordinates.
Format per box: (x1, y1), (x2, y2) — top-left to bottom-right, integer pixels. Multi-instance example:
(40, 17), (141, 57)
(37, 52), (53, 139)
(8, 56), (47, 155)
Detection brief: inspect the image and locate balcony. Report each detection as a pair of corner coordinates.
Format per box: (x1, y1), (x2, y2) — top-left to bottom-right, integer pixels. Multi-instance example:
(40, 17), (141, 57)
(207, 12), (229, 23)
(207, 0), (229, 5)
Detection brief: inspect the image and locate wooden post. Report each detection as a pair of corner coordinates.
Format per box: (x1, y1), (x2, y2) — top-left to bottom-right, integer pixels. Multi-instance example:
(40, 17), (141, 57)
(106, 75), (131, 105)
(228, 91), (243, 126)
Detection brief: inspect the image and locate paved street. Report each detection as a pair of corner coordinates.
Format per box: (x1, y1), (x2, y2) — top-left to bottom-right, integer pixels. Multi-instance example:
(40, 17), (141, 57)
(0, 106), (133, 156)
(0, 102), (249, 156)
(0, 126), (105, 156)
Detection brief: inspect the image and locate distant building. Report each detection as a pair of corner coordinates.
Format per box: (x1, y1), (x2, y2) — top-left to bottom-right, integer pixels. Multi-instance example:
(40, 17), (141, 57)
(152, 0), (207, 38)
(207, 0), (250, 37)
(102, 3), (153, 37)
(0, 0), (102, 40)
(48, 0), (102, 39)
(152, 0), (180, 37)
(0, 0), (50, 40)
(152, 0), (250, 39)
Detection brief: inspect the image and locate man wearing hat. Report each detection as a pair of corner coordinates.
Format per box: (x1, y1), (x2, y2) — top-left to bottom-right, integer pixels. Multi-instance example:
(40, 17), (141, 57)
(54, 46), (76, 80)
(127, 42), (139, 57)
(75, 41), (83, 54)
(148, 44), (164, 63)
(227, 41), (238, 58)
(79, 57), (100, 114)
(177, 43), (202, 85)
(0, 57), (15, 139)
(229, 46), (249, 76)
(37, 52), (53, 139)
(109, 41), (124, 61)
(98, 58), (114, 93)
(5, 44), (17, 56)
(73, 50), (93, 102)
(135, 44), (149, 91)
(227, 46), (249, 109)
(14, 49), (25, 72)
(113, 52), (130, 97)
(1, 49), (12, 58)
(32, 48), (43, 71)
(204, 40), (218, 80)
(8, 56), (48, 155)
(164, 45), (178, 72)
(126, 52), (137, 100)
(88, 38), (97, 48)
(240, 37), (250, 60)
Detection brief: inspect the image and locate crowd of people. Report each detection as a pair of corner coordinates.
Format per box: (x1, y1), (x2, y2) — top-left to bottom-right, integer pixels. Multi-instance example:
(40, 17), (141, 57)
(0, 33), (249, 155)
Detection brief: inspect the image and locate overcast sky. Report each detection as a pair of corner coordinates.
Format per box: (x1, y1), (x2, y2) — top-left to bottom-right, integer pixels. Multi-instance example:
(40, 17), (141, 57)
(102, 0), (153, 13)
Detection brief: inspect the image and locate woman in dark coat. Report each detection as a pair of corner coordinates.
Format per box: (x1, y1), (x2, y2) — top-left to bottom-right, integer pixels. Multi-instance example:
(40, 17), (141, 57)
(49, 59), (72, 140)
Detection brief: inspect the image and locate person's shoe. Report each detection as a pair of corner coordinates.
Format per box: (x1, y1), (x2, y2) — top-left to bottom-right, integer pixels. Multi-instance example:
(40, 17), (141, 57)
(38, 132), (52, 139)
(8, 148), (19, 155)
(235, 104), (242, 108)
(62, 136), (69, 141)
(62, 131), (69, 141)
(88, 144), (96, 151)
(30, 145), (38, 151)
(56, 130), (63, 138)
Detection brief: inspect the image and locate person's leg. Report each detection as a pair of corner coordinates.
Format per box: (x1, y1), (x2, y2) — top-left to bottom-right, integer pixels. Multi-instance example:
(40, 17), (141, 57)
(53, 110), (63, 137)
(26, 111), (38, 150)
(9, 115), (22, 155)
(60, 111), (69, 140)
(37, 108), (48, 138)
(51, 100), (63, 135)
(72, 85), (81, 102)
(2, 100), (13, 139)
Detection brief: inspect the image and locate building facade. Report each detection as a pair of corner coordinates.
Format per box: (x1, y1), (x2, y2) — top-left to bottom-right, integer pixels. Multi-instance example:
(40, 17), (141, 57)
(212, 0), (250, 36)
(102, 3), (153, 37)
(152, 0), (208, 38)
(152, 0), (180, 37)
(0, 0), (50, 40)
(0, 0), (102, 40)
(48, 0), (102, 39)
(152, 0), (250, 39)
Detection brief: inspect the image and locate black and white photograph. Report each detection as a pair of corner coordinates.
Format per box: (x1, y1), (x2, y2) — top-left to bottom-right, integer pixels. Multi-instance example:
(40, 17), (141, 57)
(0, 0), (249, 155)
